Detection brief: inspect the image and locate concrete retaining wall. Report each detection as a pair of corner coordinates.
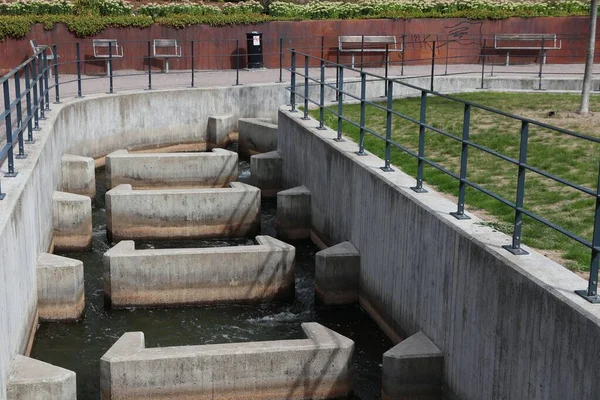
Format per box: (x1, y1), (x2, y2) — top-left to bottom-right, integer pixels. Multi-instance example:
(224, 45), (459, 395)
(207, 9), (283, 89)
(0, 84), (286, 400)
(105, 148), (238, 189)
(103, 235), (295, 308)
(277, 107), (600, 400)
(100, 322), (354, 400)
(105, 182), (261, 241)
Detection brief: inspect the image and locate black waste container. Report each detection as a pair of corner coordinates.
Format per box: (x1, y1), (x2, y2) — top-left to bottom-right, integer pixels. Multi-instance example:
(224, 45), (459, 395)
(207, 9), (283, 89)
(246, 32), (264, 69)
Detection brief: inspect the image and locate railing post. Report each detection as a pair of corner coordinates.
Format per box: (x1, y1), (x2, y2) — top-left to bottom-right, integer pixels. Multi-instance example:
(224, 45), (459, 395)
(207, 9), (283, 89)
(43, 51), (50, 111)
(3, 80), (16, 177)
(360, 35), (365, 72)
(32, 57), (41, 129)
(411, 91), (428, 192)
(234, 39), (241, 86)
(538, 38), (545, 91)
(302, 55), (309, 120)
(384, 43), (389, 97)
(76, 43), (83, 98)
(24, 61), (34, 143)
(38, 52), (46, 120)
(278, 37), (283, 83)
(401, 34), (405, 76)
(430, 41), (436, 91)
(147, 40), (152, 90)
(503, 120), (530, 255)
(356, 72), (367, 156)
(444, 37), (449, 75)
(480, 39), (487, 89)
(451, 103), (472, 219)
(576, 163), (600, 303)
(108, 42), (114, 94)
(321, 35), (325, 60)
(318, 59), (326, 130)
(14, 70), (25, 159)
(52, 44), (60, 104)
(290, 49), (296, 112)
(191, 40), (195, 88)
(380, 80), (394, 172)
(335, 65), (344, 142)
(335, 46), (340, 102)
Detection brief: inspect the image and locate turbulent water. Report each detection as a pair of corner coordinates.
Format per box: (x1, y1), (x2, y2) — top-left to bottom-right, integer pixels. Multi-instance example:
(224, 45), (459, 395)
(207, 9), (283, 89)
(30, 156), (391, 400)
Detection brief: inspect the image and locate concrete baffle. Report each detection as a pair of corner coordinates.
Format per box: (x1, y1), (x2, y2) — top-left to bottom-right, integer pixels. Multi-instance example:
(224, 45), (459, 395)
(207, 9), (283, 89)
(277, 185), (311, 240)
(238, 117), (278, 158)
(382, 331), (443, 400)
(250, 150), (282, 198)
(315, 241), (360, 305)
(208, 114), (237, 148)
(100, 323), (354, 400)
(105, 149), (238, 189)
(53, 191), (92, 252)
(105, 182), (260, 241)
(104, 235), (295, 308)
(37, 253), (85, 321)
(61, 154), (96, 198)
(7, 355), (76, 400)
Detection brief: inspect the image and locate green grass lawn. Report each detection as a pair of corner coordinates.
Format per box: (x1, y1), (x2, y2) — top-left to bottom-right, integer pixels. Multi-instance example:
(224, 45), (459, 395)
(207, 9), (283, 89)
(309, 92), (600, 272)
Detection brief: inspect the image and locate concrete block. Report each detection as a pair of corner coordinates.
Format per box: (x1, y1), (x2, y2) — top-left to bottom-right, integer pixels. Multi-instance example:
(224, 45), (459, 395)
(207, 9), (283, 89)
(250, 150), (282, 198)
(382, 331), (443, 400)
(105, 182), (260, 242)
(37, 253), (84, 321)
(7, 355), (76, 400)
(100, 322), (353, 400)
(61, 154), (96, 198)
(105, 149), (238, 189)
(277, 185), (311, 241)
(315, 241), (360, 305)
(53, 191), (92, 252)
(238, 117), (278, 158)
(208, 114), (237, 148)
(104, 235), (295, 308)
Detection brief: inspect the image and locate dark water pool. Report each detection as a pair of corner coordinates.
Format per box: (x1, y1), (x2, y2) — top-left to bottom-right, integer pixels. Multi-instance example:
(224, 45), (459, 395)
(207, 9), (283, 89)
(31, 157), (391, 399)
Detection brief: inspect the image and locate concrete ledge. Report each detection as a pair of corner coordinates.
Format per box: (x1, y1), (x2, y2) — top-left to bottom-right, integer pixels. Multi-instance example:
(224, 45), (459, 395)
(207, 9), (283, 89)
(105, 182), (260, 241)
(105, 149), (238, 189)
(100, 322), (353, 400)
(37, 253), (84, 321)
(52, 191), (92, 252)
(103, 235), (295, 308)
(238, 117), (278, 158)
(251, 150), (283, 198)
(7, 355), (76, 400)
(61, 154), (95, 198)
(208, 114), (237, 148)
(277, 185), (311, 241)
(382, 331), (443, 400)
(315, 241), (360, 305)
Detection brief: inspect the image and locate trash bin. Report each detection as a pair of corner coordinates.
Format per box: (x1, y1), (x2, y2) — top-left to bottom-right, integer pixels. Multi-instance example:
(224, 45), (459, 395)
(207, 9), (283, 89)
(246, 32), (264, 69)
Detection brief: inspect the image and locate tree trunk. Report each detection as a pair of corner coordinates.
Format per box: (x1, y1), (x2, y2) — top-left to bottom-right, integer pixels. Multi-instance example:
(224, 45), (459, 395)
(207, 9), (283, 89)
(580, 0), (598, 115)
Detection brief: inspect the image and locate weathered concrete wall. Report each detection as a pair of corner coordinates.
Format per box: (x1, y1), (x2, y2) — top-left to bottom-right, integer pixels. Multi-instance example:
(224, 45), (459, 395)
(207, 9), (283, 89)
(238, 118), (278, 158)
(277, 108), (600, 400)
(61, 154), (95, 198)
(105, 148), (238, 189)
(277, 186), (311, 241)
(0, 84), (288, 400)
(251, 151), (282, 198)
(103, 235), (295, 308)
(7, 356), (76, 400)
(100, 322), (354, 400)
(315, 241), (360, 305)
(37, 253), (84, 321)
(52, 191), (92, 252)
(105, 182), (261, 241)
(207, 114), (237, 148)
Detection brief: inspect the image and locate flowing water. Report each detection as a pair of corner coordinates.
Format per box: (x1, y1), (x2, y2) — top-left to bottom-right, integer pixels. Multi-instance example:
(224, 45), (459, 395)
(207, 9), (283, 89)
(31, 156), (391, 399)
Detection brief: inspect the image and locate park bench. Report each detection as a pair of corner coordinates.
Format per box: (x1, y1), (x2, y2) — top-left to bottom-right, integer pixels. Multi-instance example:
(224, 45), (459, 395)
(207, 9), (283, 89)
(30, 40), (59, 78)
(338, 35), (403, 68)
(92, 39), (124, 75)
(152, 39), (182, 73)
(494, 34), (561, 65)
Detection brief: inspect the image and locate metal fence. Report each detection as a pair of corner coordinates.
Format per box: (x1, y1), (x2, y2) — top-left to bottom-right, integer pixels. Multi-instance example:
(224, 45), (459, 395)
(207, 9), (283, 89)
(287, 49), (600, 304)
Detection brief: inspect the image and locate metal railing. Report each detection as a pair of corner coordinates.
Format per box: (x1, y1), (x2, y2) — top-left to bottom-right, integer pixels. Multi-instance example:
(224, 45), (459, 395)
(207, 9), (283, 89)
(287, 49), (600, 304)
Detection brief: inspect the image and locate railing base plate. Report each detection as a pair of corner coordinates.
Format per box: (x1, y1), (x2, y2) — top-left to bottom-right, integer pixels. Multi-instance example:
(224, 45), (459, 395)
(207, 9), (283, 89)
(0, 193), (5, 200)
(355, 151), (368, 156)
(411, 186), (428, 194)
(16, 154), (27, 160)
(575, 290), (600, 303)
(380, 166), (394, 172)
(333, 138), (344, 142)
(4, 172), (18, 178)
(450, 211), (470, 220)
(502, 244), (529, 255)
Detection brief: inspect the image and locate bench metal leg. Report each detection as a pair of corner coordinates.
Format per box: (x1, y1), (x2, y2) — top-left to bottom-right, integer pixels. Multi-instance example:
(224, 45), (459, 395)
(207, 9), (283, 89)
(351, 53), (355, 69)
(165, 59), (170, 74)
(506, 51), (510, 66)
(106, 60), (111, 76)
(543, 50), (547, 65)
